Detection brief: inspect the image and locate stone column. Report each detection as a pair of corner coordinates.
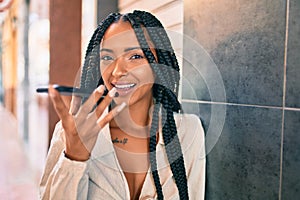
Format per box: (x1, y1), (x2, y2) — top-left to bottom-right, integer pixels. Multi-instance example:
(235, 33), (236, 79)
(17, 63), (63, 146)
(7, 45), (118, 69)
(49, 0), (81, 143)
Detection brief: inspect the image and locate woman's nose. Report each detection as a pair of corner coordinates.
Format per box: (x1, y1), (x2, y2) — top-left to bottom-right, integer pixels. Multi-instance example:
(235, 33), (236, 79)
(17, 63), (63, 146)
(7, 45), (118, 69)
(111, 58), (127, 77)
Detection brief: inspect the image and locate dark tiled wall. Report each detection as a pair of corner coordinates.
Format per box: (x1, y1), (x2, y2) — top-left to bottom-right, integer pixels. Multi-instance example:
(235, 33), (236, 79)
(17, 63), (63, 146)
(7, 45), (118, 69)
(182, 0), (300, 199)
(286, 0), (300, 108)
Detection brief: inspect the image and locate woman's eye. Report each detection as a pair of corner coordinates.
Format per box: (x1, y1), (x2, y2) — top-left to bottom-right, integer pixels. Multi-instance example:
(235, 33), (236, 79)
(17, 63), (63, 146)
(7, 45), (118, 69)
(129, 54), (144, 60)
(100, 55), (113, 61)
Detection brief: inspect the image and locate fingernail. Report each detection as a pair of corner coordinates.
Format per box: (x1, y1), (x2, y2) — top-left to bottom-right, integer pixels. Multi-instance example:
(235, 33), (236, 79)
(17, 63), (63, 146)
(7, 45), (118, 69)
(96, 85), (105, 93)
(117, 102), (126, 112)
(108, 87), (117, 98)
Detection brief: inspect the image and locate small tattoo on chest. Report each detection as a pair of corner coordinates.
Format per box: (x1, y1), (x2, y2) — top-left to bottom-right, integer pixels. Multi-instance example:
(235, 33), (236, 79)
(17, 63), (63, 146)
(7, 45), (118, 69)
(112, 137), (128, 145)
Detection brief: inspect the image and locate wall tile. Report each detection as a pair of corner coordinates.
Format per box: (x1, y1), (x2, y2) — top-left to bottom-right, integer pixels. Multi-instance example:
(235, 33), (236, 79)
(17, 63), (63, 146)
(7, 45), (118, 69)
(183, 0), (286, 106)
(207, 105), (281, 199)
(182, 60), (211, 101)
(182, 103), (282, 199)
(286, 0), (300, 108)
(210, 30), (284, 106)
(281, 110), (300, 199)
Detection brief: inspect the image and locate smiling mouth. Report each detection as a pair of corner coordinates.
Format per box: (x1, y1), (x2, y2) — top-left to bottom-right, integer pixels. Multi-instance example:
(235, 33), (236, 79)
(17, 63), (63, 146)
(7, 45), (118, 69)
(112, 83), (137, 96)
(114, 83), (136, 90)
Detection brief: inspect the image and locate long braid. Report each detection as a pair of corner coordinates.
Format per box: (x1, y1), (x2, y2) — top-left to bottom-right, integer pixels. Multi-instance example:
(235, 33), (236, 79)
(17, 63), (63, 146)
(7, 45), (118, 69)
(132, 11), (189, 199)
(124, 13), (165, 200)
(133, 10), (180, 95)
(149, 102), (164, 200)
(125, 11), (189, 199)
(134, 11), (180, 109)
(161, 95), (189, 199)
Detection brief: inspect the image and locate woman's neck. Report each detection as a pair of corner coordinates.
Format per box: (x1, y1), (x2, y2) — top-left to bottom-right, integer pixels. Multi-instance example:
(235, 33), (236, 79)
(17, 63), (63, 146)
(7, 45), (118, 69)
(110, 96), (153, 138)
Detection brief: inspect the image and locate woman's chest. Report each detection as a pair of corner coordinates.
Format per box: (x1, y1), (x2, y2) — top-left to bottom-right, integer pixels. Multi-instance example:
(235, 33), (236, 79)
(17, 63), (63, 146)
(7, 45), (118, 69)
(110, 128), (150, 173)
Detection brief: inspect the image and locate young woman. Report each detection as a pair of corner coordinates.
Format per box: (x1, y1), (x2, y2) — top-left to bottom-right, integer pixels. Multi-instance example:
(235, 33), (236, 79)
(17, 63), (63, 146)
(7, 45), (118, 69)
(40, 10), (205, 200)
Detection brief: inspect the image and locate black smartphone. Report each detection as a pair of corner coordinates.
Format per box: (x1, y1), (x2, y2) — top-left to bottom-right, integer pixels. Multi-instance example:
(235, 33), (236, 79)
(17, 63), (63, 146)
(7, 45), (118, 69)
(36, 85), (92, 97)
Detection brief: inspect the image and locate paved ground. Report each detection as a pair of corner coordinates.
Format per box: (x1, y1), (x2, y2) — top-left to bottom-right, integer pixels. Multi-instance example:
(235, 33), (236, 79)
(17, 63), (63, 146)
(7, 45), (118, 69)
(0, 104), (48, 200)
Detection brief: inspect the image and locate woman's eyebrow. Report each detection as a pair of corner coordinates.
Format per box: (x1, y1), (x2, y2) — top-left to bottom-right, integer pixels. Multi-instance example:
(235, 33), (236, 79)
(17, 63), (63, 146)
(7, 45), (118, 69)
(100, 47), (142, 53)
(124, 47), (142, 52)
(99, 48), (113, 53)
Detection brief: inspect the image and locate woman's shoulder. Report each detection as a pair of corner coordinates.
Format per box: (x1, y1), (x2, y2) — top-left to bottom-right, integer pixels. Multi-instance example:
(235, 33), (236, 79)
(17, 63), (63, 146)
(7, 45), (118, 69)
(173, 113), (205, 155)
(174, 113), (203, 132)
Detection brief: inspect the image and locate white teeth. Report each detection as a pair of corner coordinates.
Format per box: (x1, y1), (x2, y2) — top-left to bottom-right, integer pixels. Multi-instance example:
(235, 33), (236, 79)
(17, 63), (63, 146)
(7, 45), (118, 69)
(115, 84), (135, 89)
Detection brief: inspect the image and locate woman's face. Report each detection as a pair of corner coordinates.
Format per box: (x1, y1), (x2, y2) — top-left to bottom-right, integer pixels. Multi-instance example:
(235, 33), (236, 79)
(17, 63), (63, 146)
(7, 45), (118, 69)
(100, 21), (156, 107)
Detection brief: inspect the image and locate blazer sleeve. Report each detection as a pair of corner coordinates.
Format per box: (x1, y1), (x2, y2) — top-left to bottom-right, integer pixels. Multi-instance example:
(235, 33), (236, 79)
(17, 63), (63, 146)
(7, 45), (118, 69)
(39, 121), (90, 200)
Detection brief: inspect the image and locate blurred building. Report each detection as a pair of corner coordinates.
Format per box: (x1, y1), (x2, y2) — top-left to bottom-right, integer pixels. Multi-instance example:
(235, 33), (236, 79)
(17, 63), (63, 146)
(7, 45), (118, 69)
(0, 0), (18, 115)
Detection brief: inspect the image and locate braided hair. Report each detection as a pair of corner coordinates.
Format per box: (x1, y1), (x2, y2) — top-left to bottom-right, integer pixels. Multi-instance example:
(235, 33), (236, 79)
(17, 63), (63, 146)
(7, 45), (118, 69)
(80, 10), (189, 200)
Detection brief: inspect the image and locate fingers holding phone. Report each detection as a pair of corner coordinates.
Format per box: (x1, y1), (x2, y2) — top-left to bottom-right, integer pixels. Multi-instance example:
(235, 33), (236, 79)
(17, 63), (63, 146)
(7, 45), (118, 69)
(46, 84), (126, 161)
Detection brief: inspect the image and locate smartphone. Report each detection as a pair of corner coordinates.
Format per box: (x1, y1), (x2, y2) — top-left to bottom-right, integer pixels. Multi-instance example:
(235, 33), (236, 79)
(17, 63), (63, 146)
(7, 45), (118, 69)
(36, 85), (92, 97)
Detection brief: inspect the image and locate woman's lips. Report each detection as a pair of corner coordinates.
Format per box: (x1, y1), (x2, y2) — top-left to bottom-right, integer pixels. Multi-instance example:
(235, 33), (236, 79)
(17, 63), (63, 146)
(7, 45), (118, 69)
(112, 83), (137, 96)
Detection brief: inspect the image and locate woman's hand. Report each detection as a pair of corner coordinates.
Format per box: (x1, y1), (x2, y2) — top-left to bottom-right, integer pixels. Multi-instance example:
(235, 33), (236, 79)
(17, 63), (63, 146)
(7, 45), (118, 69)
(48, 85), (125, 161)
